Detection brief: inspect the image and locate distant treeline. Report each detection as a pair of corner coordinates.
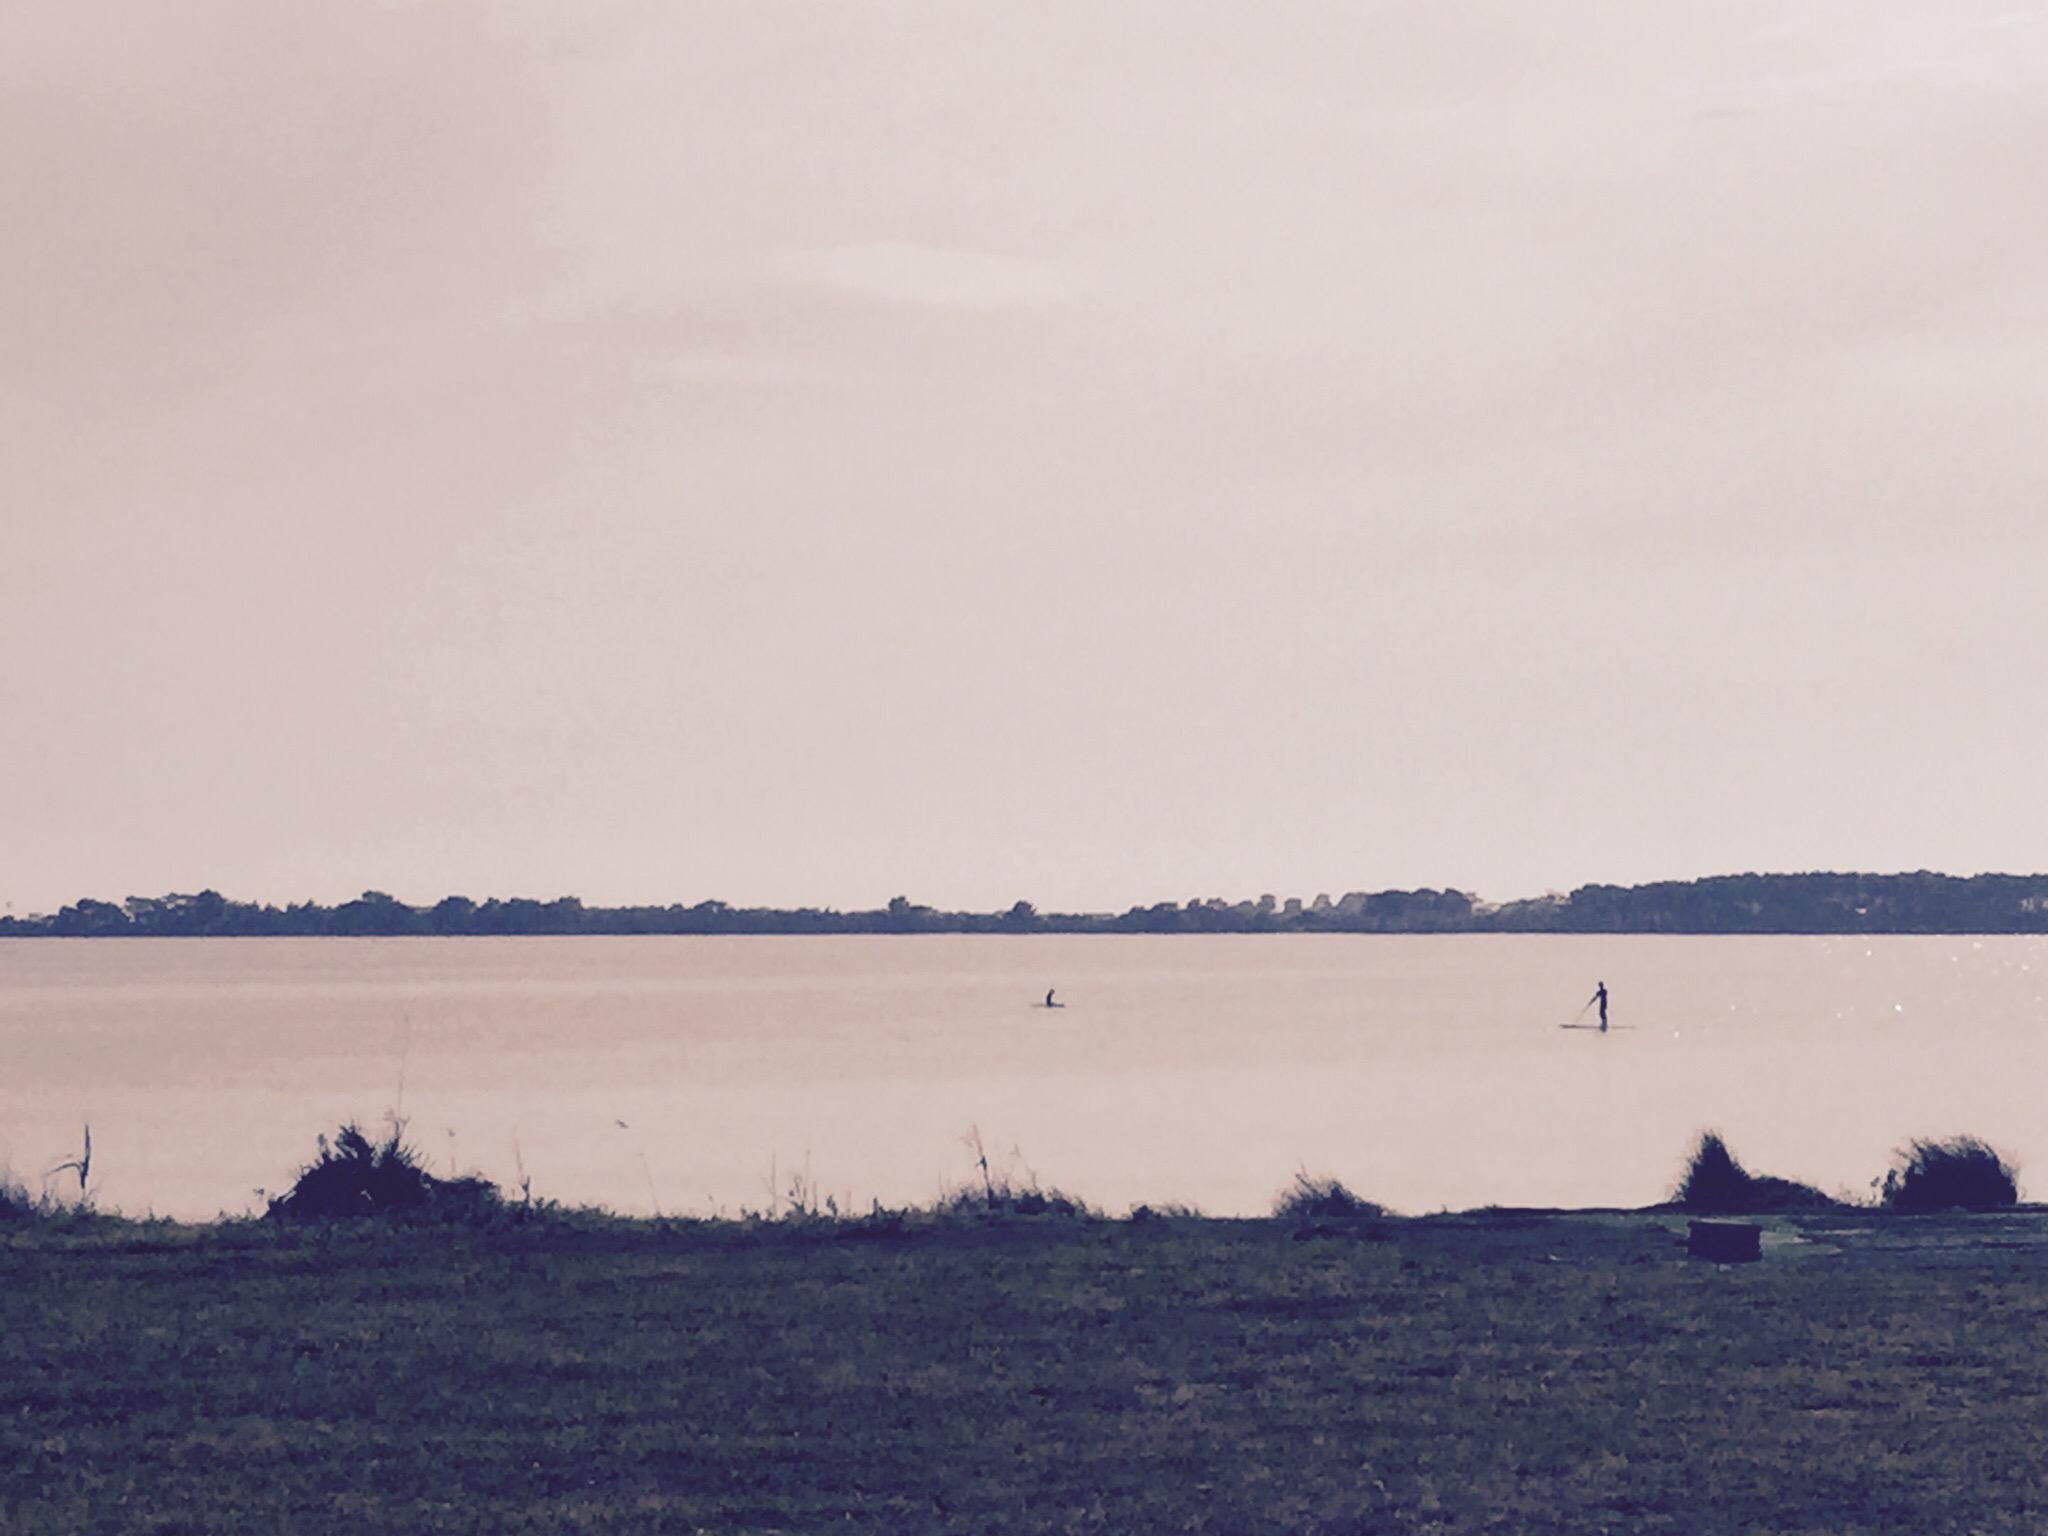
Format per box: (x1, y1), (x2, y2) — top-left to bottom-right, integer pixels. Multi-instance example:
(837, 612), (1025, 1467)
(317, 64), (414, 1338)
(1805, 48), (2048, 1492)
(8, 873), (2048, 937)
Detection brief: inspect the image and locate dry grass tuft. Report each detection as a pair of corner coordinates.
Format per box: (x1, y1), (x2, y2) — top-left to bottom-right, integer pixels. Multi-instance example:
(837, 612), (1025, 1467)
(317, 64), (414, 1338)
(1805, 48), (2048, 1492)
(1273, 1172), (1383, 1221)
(268, 1122), (501, 1223)
(1881, 1136), (2019, 1212)
(1671, 1131), (1838, 1215)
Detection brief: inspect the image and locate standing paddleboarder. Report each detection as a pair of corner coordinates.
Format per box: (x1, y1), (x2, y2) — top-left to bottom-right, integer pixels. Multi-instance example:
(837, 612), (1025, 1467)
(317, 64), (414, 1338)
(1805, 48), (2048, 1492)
(1587, 980), (1609, 1033)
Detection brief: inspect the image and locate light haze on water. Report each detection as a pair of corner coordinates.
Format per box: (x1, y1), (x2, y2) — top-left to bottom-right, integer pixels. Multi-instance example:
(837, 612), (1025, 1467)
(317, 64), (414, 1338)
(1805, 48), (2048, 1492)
(3, 935), (2045, 1220)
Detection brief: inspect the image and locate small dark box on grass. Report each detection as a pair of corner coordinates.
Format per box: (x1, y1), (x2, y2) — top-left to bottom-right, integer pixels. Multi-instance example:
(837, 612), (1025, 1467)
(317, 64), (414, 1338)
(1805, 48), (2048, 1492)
(1688, 1220), (1762, 1263)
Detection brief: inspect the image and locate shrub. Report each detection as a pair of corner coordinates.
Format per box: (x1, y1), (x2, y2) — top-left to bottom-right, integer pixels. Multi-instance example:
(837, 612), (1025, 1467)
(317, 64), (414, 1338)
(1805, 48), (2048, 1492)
(1274, 1173), (1382, 1221)
(1129, 1202), (1204, 1223)
(268, 1122), (501, 1222)
(1672, 1131), (1836, 1214)
(938, 1126), (1091, 1221)
(0, 1175), (44, 1225)
(930, 1183), (1090, 1221)
(1880, 1136), (2019, 1212)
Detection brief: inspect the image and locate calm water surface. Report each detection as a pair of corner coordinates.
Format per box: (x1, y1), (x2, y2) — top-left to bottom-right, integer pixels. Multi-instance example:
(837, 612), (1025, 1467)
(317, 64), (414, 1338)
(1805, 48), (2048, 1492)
(4, 935), (2046, 1219)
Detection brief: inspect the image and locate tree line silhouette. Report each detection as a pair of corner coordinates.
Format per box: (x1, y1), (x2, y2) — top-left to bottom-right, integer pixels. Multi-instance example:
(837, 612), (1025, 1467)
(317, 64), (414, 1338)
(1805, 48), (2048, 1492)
(7, 873), (2048, 937)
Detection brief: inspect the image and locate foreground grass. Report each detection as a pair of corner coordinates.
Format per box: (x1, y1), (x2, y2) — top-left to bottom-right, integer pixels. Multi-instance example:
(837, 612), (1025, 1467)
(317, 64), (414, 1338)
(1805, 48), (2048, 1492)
(5, 1211), (2048, 1533)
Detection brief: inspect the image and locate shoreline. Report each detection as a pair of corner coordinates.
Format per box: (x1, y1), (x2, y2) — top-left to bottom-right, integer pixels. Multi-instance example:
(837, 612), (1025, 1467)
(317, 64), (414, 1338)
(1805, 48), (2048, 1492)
(14, 925), (2048, 939)
(12, 1196), (2047, 1248)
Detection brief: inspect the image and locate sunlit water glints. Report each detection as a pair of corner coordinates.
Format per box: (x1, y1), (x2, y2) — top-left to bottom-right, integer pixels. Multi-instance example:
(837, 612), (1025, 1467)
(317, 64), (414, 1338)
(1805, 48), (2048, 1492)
(4, 935), (2047, 1221)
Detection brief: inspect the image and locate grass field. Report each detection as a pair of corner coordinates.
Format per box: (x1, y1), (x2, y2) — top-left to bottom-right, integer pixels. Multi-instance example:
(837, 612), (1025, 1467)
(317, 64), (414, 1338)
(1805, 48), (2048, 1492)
(5, 1208), (2048, 1533)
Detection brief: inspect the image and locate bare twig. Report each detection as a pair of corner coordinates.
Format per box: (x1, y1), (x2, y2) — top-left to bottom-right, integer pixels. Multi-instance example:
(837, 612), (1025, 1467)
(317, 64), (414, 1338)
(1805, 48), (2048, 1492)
(49, 1122), (91, 1198)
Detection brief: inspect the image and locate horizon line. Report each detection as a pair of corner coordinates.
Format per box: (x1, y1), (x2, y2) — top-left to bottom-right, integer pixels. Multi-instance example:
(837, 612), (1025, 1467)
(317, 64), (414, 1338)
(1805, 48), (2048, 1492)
(10, 867), (2048, 929)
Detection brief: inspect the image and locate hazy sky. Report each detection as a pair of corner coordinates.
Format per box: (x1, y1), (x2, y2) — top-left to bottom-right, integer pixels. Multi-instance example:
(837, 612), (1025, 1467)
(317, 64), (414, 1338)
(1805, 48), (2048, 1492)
(6, 2), (2048, 916)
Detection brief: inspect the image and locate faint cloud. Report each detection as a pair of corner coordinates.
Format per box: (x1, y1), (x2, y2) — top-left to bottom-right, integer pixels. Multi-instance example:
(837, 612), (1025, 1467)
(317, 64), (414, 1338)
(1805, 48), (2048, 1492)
(776, 241), (1084, 310)
(1844, 325), (2048, 411)
(652, 352), (829, 387)
(1714, 7), (2048, 108)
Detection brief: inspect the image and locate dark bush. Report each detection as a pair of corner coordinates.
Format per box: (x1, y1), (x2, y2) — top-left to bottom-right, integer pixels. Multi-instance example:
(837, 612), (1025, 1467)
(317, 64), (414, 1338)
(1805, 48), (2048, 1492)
(0, 1176), (43, 1225)
(268, 1122), (501, 1222)
(1274, 1173), (1382, 1221)
(1672, 1131), (1837, 1214)
(1881, 1136), (2019, 1212)
(930, 1183), (1090, 1220)
(1128, 1202), (1204, 1223)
